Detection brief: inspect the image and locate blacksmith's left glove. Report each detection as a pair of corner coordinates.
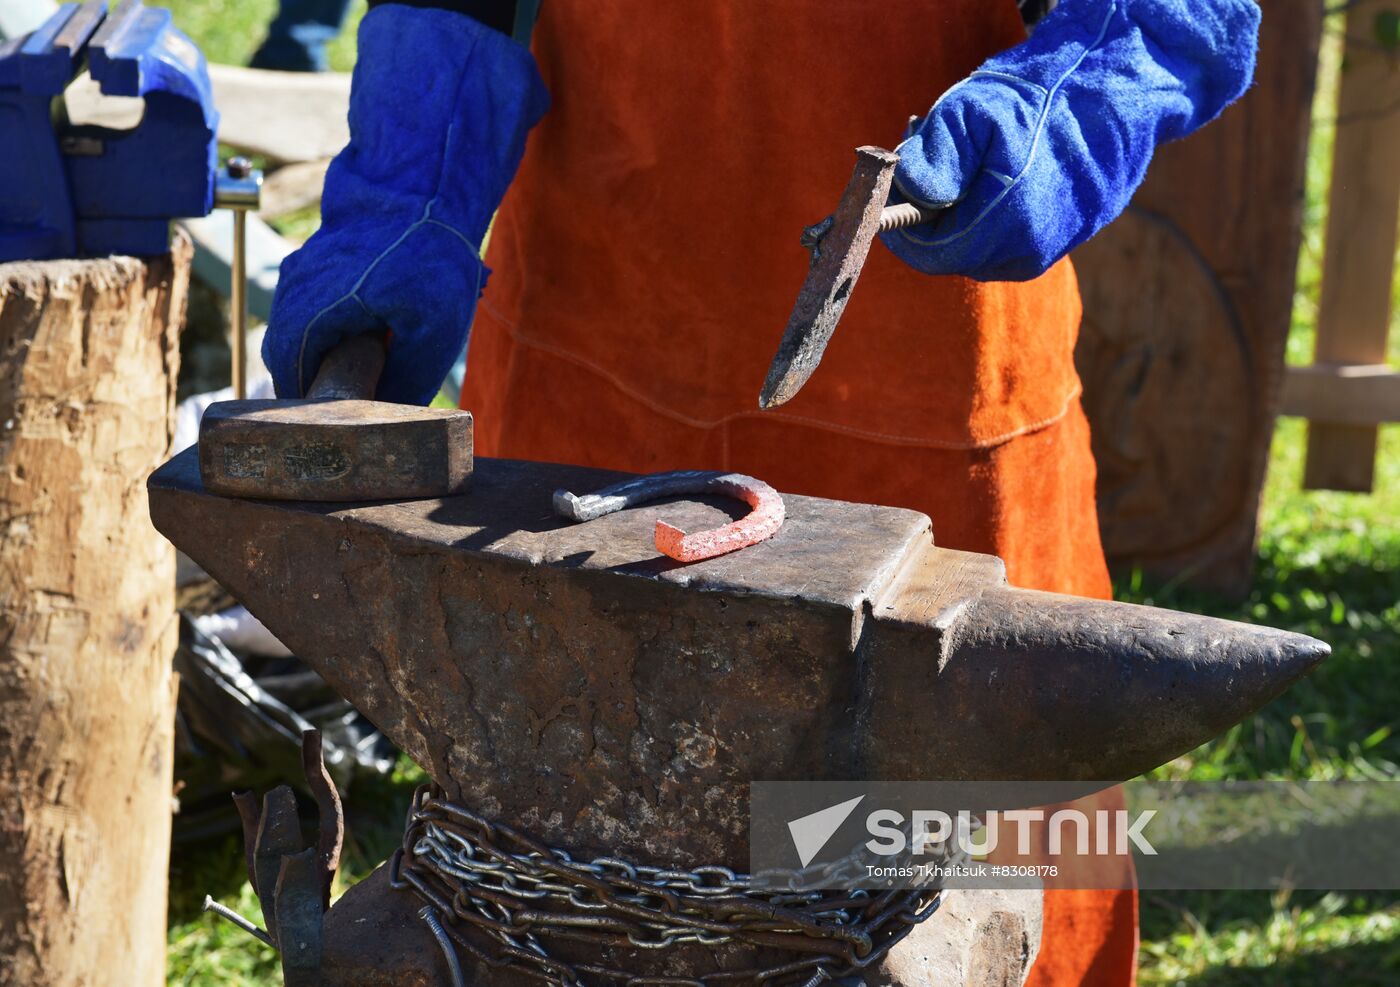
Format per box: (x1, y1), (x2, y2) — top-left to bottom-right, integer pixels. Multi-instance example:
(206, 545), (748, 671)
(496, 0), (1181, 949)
(262, 5), (548, 404)
(883, 0), (1259, 282)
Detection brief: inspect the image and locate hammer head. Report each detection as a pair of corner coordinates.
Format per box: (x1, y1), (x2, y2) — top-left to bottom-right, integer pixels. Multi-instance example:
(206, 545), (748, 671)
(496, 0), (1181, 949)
(759, 146), (899, 410)
(198, 399), (473, 501)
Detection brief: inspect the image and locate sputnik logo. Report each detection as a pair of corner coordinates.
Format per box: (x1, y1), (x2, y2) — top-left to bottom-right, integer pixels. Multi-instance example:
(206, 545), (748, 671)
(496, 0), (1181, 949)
(787, 795), (865, 867)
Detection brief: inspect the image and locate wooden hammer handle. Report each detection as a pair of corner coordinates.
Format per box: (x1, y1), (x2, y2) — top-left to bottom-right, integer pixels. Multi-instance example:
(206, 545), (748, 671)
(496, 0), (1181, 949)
(306, 334), (387, 401)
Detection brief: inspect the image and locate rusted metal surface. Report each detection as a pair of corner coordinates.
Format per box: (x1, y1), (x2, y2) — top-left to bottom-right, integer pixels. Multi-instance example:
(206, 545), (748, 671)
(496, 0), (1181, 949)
(275, 848), (326, 987)
(555, 470), (786, 562)
(199, 334), (474, 501)
(231, 789), (261, 892)
(302, 728), (345, 910)
(206, 727), (347, 975)
(149, 450), (1328, 879)
(321, 865), (452, 987)
(199, 398), (474, 501)
(253, 786), (304, 944)
(759, 147), (937, 410)
(859, 562), (1328, 781)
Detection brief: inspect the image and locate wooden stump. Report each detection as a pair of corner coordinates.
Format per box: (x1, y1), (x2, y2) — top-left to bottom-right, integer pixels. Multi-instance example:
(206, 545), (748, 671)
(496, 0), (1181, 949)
(0, 235), (190, 986)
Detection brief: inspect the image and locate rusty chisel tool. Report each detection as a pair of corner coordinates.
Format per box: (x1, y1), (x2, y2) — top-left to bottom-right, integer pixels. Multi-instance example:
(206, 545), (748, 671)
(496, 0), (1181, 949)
(198, 334), (473, 501)
(759, 146), (938, 410)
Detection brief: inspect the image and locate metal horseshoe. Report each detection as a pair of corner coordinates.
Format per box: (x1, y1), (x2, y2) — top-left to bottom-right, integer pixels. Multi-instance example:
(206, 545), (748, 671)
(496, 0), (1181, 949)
(553, 470), (786, 563)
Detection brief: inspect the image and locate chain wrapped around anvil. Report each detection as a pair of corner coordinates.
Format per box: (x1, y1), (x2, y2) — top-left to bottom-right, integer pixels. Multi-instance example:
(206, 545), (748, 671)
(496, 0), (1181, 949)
(390, 785), (953, 986)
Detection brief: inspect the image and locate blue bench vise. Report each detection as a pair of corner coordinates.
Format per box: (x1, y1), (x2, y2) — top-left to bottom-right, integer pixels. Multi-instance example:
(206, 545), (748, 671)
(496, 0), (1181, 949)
(0, 0), (219, 261)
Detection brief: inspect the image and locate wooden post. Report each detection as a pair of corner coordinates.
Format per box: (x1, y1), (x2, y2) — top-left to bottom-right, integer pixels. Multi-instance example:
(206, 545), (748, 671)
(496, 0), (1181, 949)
(1073, 0), (1326, 597)
(0, 235), (190, 986)
(1298, 0), (1400, 492)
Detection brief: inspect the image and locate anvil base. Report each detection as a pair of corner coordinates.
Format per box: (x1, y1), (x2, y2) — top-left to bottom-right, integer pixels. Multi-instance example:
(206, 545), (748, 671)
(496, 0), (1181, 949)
(319, 867), (1042, 987)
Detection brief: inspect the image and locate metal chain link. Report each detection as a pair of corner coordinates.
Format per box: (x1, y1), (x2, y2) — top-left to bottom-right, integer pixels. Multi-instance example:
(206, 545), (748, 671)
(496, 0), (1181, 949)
(390, 785), (956, 986)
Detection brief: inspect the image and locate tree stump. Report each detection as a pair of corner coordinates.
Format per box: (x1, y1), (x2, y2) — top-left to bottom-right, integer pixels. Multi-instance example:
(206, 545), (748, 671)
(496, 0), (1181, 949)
(0, 235), (190, 986)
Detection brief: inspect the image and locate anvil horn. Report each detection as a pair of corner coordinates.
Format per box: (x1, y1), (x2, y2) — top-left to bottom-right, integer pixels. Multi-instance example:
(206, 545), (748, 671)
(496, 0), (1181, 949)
(860, 552), (1328, 782)
(148, 450), (1326, 868)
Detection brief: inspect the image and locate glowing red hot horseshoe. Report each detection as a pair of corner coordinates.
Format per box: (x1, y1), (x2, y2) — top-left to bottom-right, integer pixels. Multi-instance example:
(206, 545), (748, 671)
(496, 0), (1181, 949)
(553, 470), (786, 563)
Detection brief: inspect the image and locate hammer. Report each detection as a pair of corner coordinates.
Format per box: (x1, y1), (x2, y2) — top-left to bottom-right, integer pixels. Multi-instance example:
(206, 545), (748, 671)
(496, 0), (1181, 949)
(198, 334), (474, 501)
(759, 146), (938, 409)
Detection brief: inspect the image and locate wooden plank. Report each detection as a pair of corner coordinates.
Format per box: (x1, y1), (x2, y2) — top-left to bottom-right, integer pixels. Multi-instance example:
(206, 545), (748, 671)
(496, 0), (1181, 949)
(0, 0), (57, 41)
(1303, 0), (1400, 491)
(208, 63), (350, 165)
(260, 159), (331, 220)
(1282, 363), (1400, 425)
(1073, 0), (1326, 597)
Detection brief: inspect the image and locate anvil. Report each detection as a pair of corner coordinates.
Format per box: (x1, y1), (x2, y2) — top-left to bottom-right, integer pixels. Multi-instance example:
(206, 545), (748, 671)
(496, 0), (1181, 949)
(148, 449), (1325, 983)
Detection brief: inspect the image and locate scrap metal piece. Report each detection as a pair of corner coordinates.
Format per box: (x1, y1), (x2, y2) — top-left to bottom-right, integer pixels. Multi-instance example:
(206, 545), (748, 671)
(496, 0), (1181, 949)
(148, 450), (1329, 877)
(231, 789), (263, 897)
(300, 728), (345, 910)
(274, 848), (325, 987)
(759, 147), (897, 410)
(555, 469), (786, 562)
(220, 743), (340, 966)
(253, 785), (304, 945)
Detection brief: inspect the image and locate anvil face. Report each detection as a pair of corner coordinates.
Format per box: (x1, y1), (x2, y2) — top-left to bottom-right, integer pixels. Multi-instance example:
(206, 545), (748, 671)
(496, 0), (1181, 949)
(148, 450), (1326, 868)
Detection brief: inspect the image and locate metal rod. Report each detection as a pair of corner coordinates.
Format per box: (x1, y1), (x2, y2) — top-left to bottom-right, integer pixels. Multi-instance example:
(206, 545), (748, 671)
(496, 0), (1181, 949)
(877, 201), (940, 233)
(231, 208), (247, 399)
(216, 156), (260, 401)
(203, 895), (276, 948)
(419, 906), (468, 987)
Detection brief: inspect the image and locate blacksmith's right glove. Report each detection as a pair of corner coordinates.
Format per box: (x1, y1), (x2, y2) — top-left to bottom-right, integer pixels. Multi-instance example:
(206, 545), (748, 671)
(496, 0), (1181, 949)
(882, 0), (1259, 282)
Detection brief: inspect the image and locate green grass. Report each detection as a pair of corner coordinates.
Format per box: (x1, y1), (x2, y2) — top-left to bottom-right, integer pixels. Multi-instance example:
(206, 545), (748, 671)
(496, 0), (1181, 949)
(1128, 418), (1400, 985)
(159, 2), (1399, 983)
(1127, 15), (1400, 982)
(1139, 889), (1400, 985)
(1126, 421), (1400, 786)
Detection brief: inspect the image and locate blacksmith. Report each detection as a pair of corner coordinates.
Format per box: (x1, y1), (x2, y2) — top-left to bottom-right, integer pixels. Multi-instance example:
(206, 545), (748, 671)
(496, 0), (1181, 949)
(261, 2), (1262, 981)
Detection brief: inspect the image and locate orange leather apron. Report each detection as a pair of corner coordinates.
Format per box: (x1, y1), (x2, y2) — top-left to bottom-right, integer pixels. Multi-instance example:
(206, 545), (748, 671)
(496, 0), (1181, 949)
(463, 2), (1137, 982)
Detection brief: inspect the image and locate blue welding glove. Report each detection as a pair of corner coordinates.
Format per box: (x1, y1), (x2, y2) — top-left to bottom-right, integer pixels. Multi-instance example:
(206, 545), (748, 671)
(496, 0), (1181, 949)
(882, 0), (1259, 282)
(263, 4), (548, 404)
